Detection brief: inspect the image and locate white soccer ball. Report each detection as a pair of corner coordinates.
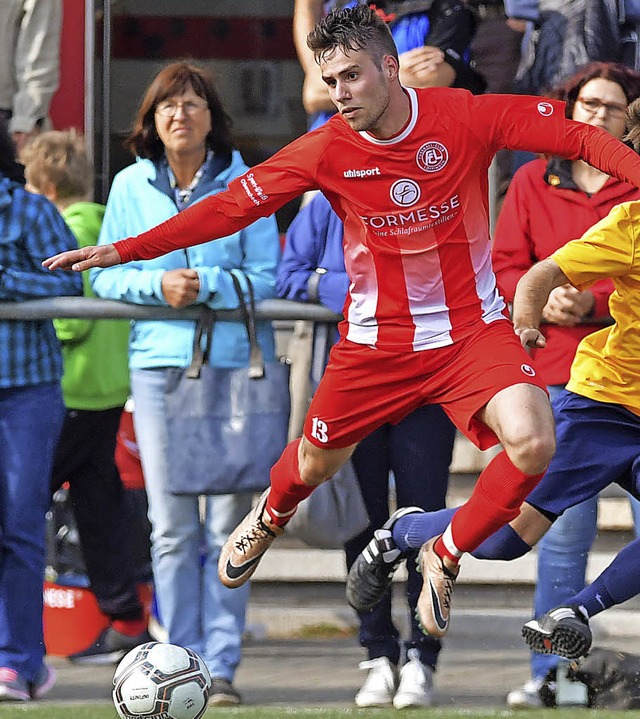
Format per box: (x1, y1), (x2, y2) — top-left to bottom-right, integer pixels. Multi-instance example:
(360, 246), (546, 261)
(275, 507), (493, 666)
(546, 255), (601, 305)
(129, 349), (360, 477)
(112, 641), (211, 719)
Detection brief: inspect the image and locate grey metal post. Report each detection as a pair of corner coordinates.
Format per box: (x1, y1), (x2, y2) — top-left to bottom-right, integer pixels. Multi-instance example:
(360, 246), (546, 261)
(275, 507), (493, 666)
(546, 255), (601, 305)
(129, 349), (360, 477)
(100, 0), (111, 203)
(84, 0), (95, 164)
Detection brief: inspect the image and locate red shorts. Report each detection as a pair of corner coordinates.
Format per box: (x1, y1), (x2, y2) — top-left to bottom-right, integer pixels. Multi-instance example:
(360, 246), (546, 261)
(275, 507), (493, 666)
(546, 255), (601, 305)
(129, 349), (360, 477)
(303, 320), (547, 451)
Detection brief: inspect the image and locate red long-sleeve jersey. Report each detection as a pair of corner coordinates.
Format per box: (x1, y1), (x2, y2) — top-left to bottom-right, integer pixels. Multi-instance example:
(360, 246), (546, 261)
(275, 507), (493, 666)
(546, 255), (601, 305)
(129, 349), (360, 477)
(492, 158), (640, 385)
(115, 87), (640, 353)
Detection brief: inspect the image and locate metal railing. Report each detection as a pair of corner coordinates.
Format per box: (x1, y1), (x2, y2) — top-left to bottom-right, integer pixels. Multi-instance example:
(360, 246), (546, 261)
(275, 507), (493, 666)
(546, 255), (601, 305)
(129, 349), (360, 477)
(0, 297), (611, 326)
(0, 297), (343, 323)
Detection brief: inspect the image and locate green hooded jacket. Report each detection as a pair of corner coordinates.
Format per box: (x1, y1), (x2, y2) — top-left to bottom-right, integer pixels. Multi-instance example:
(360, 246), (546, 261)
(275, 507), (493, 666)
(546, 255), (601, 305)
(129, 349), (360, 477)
(54, 202), (130, 410)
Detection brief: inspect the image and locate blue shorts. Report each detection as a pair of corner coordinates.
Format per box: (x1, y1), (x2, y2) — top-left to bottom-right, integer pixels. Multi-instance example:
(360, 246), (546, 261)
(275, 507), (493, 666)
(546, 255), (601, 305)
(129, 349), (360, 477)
(525, 391), (640, 519)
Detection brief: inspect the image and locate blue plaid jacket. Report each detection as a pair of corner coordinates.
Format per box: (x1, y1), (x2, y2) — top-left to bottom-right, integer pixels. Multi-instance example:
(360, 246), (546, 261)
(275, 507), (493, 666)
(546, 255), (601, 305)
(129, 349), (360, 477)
(0, 176), (82, 388)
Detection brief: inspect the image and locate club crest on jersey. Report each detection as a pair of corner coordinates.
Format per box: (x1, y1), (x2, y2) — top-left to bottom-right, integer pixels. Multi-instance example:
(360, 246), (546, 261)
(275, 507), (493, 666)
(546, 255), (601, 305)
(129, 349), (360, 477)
(390, 179), (421, 207)
(537, 102), (554, 116)
(521, 364), (536, 377)
(416, 142), (449, 173)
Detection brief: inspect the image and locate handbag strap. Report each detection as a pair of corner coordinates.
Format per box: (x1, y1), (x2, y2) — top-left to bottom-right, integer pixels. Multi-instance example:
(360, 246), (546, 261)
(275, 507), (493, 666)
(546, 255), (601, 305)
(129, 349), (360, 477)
(185, 306), (215, 379)
(228, 271), (265, 379)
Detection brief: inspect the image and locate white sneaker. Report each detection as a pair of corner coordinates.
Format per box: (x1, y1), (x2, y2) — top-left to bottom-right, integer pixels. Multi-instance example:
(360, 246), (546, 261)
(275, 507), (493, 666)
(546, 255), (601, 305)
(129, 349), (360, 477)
(506, 677), (544, 708)
(354, 656), (397, 707)
(393, 649), (434, 708)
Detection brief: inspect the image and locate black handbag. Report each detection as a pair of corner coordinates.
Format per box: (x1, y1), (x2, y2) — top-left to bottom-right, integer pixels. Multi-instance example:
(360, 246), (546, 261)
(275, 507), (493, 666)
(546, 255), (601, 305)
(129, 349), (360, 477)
(165, 271), (291, 495)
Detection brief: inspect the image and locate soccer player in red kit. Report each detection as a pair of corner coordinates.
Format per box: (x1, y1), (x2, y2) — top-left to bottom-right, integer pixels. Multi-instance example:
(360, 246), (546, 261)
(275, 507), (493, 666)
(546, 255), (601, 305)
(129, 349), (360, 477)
(44, 5), (640, 639)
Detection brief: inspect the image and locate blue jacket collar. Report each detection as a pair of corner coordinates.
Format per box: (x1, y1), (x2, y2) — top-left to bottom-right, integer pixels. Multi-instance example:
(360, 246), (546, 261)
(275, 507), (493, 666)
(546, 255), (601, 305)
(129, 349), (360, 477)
(146, 151), (232, 205)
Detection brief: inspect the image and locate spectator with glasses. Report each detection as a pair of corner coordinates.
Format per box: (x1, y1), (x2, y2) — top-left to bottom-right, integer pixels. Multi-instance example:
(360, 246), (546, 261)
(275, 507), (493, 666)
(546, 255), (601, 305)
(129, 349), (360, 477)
(491, 61), (640, 708)
(80, 60), (280, 706)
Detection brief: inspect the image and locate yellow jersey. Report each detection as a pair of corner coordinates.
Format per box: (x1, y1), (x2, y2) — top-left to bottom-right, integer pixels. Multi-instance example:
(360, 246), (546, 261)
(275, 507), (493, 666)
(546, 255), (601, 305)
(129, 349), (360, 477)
(552, 201), (640, 416)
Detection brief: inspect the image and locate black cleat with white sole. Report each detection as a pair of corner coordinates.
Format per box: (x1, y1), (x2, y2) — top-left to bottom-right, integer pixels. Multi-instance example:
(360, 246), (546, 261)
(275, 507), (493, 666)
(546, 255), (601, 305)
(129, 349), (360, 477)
(522, 605), (592, 659)
(346, 506), (424, 612)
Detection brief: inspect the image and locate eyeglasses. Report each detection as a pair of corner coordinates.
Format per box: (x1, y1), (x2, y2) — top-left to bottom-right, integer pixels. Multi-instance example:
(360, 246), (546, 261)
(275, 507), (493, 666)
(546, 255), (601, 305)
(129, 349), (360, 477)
(155, 100), (209, 118)
(577, 97), (627, 118)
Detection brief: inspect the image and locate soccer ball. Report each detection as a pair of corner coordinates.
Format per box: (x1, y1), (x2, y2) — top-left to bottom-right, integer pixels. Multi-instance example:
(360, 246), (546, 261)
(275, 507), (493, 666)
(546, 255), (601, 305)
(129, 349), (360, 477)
(112, 641), (211, 719)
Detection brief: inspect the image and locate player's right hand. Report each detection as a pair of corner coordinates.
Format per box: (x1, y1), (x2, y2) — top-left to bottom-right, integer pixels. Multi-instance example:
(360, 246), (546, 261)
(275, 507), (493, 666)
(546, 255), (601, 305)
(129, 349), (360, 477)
(515, 327), (546, 349)
(43, 244), (122, 272)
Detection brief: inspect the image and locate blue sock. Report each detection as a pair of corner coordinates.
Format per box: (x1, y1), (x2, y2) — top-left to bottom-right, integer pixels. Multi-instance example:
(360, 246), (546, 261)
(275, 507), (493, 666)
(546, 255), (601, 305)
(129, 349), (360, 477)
(393, 508), (455, 551)
(471, 523), (531, 560)
(393, 509), (531, 560)
(568, 538), (640, 617)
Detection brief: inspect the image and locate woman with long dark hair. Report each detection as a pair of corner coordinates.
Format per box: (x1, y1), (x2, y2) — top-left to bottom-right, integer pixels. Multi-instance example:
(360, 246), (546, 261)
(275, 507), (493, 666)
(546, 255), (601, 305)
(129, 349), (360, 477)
(90, 61), (280, 706)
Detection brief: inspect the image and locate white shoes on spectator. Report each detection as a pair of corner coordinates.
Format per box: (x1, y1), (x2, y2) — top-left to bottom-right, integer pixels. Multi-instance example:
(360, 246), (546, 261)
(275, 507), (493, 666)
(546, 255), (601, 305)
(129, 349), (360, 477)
(394, 649), (434, 708)
(354, 650), (434, 708)
(506, 677), (544, 708)
(355, 657), (397, 707)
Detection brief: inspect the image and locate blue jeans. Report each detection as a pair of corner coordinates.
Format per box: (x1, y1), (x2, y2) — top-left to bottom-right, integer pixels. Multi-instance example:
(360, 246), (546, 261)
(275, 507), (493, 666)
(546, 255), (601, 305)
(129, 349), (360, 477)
(345, 403), (456, 668)
(531, 385), (640, 679)
(0, 383), (64, 680)
(131, 369), (253, 681)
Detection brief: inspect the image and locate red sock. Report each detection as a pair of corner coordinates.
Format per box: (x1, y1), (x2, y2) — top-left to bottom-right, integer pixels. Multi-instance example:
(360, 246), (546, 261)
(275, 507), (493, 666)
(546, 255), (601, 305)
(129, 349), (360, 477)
(112, 618), (146, 636)
(433, 535), (457, 564)
(442, 450), (544, 558)
(265, 438), (315, 526)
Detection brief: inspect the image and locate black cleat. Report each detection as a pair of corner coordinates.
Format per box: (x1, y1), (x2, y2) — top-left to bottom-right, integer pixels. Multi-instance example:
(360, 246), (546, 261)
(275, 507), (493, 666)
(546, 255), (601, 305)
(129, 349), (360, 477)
(522, 605), (592, 659)
(346, 507), (424, 612)
(68, 627), (154, 665)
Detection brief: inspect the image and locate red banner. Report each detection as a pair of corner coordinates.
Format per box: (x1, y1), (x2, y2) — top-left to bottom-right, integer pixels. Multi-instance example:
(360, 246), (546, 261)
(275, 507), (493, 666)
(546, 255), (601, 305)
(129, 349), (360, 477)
(50, 0), (85, 132)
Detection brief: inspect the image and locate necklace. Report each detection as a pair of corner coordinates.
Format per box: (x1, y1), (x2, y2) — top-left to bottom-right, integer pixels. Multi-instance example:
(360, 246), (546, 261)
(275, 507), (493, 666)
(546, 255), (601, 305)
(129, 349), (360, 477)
(167, 151), (212, 210)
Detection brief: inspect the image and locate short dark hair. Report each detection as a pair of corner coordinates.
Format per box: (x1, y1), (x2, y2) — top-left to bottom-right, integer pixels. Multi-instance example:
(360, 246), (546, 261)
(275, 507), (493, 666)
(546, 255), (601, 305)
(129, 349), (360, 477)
(125, 60), (233, 163)
(307, 4), (398, 69)
(548, 61), (640, 119)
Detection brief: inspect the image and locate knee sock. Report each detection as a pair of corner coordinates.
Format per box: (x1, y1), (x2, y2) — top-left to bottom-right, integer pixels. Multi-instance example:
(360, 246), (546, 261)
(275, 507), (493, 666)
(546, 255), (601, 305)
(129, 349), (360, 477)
(265, 438), (314, 526)
(436, 450), (544, 563)
(471, 523), (532, 560)
(568, 538), (640, 618)
(394, 509), (530, 560)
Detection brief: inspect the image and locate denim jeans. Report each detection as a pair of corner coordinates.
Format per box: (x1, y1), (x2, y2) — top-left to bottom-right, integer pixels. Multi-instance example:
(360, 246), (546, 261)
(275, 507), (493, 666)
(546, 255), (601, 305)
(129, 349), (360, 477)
(0, 383), (65, 680)
(131, 369), (253, 681)
(531, 385), (640, 679)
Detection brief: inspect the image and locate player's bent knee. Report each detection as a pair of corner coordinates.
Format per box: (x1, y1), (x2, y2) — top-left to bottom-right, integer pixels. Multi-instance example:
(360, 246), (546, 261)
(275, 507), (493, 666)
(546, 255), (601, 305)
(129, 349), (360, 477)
(506, 432), (555, 476)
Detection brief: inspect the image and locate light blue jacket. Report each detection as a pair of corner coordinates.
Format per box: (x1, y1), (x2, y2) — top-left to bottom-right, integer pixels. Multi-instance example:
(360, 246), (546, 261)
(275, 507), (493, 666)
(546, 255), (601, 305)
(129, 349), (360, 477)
(91, 151), (280, 370)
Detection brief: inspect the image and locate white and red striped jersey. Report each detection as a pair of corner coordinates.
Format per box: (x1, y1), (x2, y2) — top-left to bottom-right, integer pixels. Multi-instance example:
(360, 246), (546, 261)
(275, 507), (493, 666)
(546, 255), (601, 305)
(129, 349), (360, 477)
(117, 87), (640, 352)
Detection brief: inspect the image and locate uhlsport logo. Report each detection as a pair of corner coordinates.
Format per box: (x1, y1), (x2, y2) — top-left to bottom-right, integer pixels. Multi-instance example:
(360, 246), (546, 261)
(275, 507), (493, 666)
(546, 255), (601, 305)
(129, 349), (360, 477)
(537, 102), (554, 116)
(521, 364), (536, 377)
(416, 141), (449, 173)
(343, 166), (381, 178)
(390, 179), (421, 207)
